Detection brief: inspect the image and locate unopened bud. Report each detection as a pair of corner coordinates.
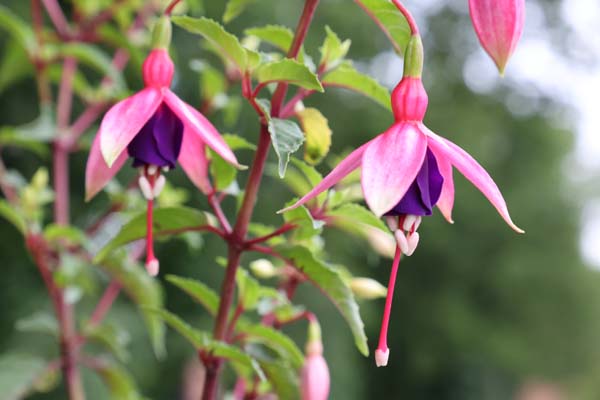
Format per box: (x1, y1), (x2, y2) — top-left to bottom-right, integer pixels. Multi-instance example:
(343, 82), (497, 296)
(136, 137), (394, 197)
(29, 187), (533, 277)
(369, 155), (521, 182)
(249, 259), (277, 279)
(350, 277), (387, 300)
(301, 319), (329, 400)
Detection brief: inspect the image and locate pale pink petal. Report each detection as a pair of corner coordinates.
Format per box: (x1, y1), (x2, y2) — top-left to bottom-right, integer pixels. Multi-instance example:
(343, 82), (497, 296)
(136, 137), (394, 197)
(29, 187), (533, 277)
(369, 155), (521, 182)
(163, 90), (241, 168)
(427, 135), (455, 223)
(279, 141), (371, 213)
(178, 127), (212, 195)
(100, 87), (163, 167)
(425, 129), (524, 233)
(85, 133), (128, 201)
(361, 123), (428, 217)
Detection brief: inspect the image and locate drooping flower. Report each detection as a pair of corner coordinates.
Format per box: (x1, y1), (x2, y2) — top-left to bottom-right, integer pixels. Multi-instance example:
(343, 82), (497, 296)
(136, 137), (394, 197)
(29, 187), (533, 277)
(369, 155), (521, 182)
(300, 319), (330, 400)
(468, 0), (525, 74)
(85, 17), (241, 275)
(282, 34), (523, 366)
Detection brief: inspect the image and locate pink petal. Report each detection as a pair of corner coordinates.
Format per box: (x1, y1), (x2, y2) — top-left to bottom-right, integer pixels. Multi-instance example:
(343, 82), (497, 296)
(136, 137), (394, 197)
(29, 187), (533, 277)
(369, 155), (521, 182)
(279, 141), (370, 213)
(85, 133), (128, 201)
(427, 135), (455, 223)
(178, 127), (212, 195)
(100, 87), (163, 167)
(425, 129), (524, 233)
(361, 123), (428, 217)
(468, 0), (525, 74)
(162, 90), (241, 168)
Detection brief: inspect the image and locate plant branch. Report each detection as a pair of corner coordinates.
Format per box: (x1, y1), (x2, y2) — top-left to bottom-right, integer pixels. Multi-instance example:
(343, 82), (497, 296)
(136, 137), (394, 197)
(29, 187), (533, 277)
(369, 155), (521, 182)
(41, 0), (71, 38)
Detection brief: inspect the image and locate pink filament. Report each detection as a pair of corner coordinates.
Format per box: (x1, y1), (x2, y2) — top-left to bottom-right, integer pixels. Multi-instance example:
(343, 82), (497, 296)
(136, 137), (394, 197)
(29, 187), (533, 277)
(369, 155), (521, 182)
(377, 245), (402, 352)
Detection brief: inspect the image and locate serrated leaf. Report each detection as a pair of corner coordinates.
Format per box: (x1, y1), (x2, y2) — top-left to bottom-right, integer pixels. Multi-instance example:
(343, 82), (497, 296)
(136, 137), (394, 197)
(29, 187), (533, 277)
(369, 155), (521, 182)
(15, 312), (58, 337)
(100, 256), (165, 358)
(239, 324), (304, 368)
(245, 25), (293, 52)
(296, 108), (332, 165)
(95, 207), (209, 263)
(278, 245), (369, 356)
(172, 16), (248, 72)
(258, 359), (300, 400)
(0, 353), (46, 400)
(0, 199), (26, 234)
(319, 26), (351, 70)
(0, 5), (36, 53)
(223, 0), (257, 23)
(283, 202), (324, 240)
(255, 59), (323, 92)
(322, 62), (391, 110)
(268, 118), (305, 178)
(91, 358), (144, 400)
(328, 203), (388, 232)
(353, 0), (411, 54)
(165, 275), (219, 316)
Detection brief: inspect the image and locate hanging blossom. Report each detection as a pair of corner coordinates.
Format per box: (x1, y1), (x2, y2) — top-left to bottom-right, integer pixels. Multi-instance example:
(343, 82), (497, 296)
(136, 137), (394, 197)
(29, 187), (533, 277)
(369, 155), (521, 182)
(85, 17), (241, 275)
(281, 33), (523, 366)
(300, 318), (330, 400)
(468, 0), (525, 74)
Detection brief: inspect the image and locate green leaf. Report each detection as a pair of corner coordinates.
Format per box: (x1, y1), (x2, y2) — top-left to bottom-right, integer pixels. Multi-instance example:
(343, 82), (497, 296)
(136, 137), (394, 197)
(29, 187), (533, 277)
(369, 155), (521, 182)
(172, 16), (248, 72)
(100, 256), (165, 358)
(95, 207), (209, 263)
(255, 59), (323, 92)
(245, 25), (293, 52)
(165, 275), (219, 316)
(91, 358), (144, 400)
(258, 359), (300, 400)
(210, 148), (238, 191)
(322, 62), (391, 110)
(239, 324), (304, 368)
(236, 268), (261, 309)
(0, 39), (33, 94)
(283, 202), (324, 240)
(223, 134), (256, 151)
(83, 323), (131, 362)
(200, 65), (226, 104)
(328, 203), (388, 232)
(0, 104), (55, 143)
(267, 118), (305, 178)
(296, 107), (332, 165)
(277, 245), (369, 356)
(0, 200), (26, 234)
(15, 312), (58, 337)
(44, 224), (86, 246)
(354, 0), (412, 54)
(0, 353), (46, 400)
(319, 26), (351, 70)
(223, 0), (257, 23)
(0, 5), (36, 53)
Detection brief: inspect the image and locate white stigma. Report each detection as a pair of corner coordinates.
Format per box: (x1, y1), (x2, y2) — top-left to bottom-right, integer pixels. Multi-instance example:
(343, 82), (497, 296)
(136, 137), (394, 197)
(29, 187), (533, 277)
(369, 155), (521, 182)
(146, 259), (159, 276)
(138, 176), (154, 200)
(153, 175), (166, 198)
(375, 348), (390, 367)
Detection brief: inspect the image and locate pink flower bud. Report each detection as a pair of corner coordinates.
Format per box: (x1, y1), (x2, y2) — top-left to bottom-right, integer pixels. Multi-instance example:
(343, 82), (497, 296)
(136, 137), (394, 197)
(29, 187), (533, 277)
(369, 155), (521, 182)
(468, 0), (525, 74)
(391, 77), (428, 122)
(301, 353), (330, 400)
(142, 49), (174, 88)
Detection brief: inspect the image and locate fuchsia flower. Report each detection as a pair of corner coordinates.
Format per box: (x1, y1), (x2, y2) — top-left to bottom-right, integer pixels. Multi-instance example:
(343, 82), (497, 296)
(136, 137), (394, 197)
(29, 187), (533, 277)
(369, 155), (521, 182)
(469, 0), (525, 74)
(300, 319), (330, 400)
(282, 34), (523, 366)
(85, 17), (240, 275)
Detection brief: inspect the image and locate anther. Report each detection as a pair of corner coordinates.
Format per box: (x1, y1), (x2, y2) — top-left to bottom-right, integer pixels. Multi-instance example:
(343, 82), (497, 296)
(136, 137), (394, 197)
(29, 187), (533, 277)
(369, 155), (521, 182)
(138, 176), (154, 200)
(375, 348), (390, 367)
(146, 258), (159, 276)
(153, 175), (166, 198)
(147, 165), (158, 175)
(405, 232), (420, 256)
(402, 214), (422, 232)
(386, 216), (399, 231)
(394, 230), (409, 255)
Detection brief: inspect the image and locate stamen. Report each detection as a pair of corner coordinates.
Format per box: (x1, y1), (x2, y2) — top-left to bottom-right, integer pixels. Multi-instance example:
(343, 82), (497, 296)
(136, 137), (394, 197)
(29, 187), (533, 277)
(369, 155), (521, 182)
(405, 232), (420, 256)
(375, 246), (402, 367)
(386, 216), (398, 231)
(394, 230), (409, 255)
(147, 164), (158, 175)
(153, 175), (166, 198)
(138, 176), (154, 200)
(403, 214), (418, 232)
(145, 197), (159, 276)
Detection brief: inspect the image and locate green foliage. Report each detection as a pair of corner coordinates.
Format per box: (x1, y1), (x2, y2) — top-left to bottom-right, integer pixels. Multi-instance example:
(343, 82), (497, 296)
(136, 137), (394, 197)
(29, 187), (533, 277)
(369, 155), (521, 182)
(95, 207), (210, 263)
(255, 59), (323, 92)
(223, 0), (258, 23)
(239, 324), (304, 369)
(296, 107), (332, 165)
(267, 118), (305, 178)
(353, 0), (412, 54)
(165, 274), (219, 316)
(91, 358), (144, 400)
(83, 323), (131, 362)
(0, 5), (35, 53)
(245, 25), (294, 53)
(0, 353), (47, 400)
(277, 245), (369, 356)
(319, 26), (351, 70)
(322, 61), (391, 110)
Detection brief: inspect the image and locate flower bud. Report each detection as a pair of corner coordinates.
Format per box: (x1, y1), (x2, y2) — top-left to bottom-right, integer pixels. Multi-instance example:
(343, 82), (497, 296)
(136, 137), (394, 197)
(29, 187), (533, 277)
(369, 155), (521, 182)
(250, 259), (277, 279)
(391, 77), (428, 122)
(350, 277), (387, 300)
(142, 49), (174, 88)
(402, 35), (424, 78)
(468, 0), (525, 75)
(301, 320), (330, 400)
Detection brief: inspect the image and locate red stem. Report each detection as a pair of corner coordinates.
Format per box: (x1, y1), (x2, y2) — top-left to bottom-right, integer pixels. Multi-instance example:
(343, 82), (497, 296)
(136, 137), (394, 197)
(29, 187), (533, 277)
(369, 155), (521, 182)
(208, 192), (232, 234)
(88, 280), (121, 328)
(244, 223), (296, 246)
(226, 303), (245, 341)
(41, 0), (71, 38)
(57, 58), (77, 131)
(53, 144), (70, 226)
(377, 246), (402, 353)
(391, 0), (419, 35)
(164, 0), (183, 16)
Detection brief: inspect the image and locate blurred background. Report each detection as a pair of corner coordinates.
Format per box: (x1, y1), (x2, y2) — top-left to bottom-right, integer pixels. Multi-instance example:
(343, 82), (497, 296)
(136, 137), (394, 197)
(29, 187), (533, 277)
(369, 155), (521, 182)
(1, 0), (600, 399)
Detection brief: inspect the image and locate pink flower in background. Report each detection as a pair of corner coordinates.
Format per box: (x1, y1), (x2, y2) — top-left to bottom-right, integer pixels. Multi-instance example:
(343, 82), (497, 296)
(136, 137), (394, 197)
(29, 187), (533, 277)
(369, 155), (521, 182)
(85, 18), (240, 275)
(301, 320), (330, 400)
(469, 0), (525, 74)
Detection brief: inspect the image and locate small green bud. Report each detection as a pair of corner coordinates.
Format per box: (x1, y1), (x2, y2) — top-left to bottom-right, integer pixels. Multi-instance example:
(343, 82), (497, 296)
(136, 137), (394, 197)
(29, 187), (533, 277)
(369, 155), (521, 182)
(403, 35), (424, 78)
(151, 16), (172, 49)
(250, 259), (277, 279)
(306, 319), (323, 355)
(350, 277), (387, 300)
